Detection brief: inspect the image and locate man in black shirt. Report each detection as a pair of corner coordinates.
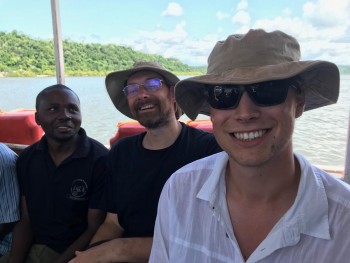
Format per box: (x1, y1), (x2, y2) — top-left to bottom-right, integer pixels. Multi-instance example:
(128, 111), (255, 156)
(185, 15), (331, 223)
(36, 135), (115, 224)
(1, 84), (108, 263)
(69, 62), (221, 263)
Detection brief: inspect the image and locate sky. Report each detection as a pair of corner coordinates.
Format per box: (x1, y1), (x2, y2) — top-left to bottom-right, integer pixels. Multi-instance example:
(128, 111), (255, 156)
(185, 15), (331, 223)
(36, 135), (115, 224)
(0, 0), (349, 66)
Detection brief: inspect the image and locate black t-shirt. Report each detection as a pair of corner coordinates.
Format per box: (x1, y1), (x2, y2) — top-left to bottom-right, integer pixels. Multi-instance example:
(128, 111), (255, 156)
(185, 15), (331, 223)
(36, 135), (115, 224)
(17, 128), (108, 253)
(106, 123), (222, 237)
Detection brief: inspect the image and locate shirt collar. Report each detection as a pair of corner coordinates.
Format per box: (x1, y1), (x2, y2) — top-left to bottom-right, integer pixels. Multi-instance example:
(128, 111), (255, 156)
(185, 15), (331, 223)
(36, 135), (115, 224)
(35, 128), (90, 159)
(196, 152), (330, 240)
(284, 152), (330, 239)
(196, 151), (228, 205)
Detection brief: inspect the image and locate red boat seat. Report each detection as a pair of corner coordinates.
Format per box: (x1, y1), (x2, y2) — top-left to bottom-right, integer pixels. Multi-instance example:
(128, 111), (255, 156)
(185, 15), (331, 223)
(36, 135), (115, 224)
(186, 120), (213, 133)
(109, 120), (213, 146)
(0, 109), (43, 145)
(109, 121), (146, 146)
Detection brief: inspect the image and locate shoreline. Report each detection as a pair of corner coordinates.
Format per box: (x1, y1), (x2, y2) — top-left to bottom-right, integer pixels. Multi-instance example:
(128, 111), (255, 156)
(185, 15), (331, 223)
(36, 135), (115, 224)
(0, 72), (203, 78)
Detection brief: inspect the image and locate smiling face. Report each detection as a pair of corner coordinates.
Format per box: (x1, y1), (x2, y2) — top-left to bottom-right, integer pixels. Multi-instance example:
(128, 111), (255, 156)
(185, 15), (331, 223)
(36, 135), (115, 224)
(126, 70), (176, 129)
(210, 87), (304, 168)
(35, 87), (82, 143)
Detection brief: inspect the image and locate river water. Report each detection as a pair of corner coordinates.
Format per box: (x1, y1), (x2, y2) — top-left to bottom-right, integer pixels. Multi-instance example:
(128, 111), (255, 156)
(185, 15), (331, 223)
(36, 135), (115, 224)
(1, 75), (349, 169)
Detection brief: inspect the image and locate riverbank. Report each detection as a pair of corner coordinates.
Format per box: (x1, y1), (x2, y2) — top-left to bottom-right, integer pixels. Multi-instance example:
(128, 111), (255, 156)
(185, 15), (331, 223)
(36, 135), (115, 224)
(0, 71), (204, 78)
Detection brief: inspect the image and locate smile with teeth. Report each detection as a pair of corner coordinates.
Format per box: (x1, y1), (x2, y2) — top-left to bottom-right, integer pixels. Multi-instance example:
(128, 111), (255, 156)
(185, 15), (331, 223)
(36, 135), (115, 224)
(139, 104), (154, 111)
(233, 129), (267, 141)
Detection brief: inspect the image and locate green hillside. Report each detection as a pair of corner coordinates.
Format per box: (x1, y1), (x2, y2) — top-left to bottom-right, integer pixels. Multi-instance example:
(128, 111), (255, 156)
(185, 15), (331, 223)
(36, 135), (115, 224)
(0, 30), (205, 77)
(1, 30), (349, 77)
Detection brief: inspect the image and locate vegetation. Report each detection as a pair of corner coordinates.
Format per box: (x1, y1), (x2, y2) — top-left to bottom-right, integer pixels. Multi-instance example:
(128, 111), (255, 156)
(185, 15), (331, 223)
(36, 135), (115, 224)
(0, 30), (206, 77)
(1, 31), (349, 77)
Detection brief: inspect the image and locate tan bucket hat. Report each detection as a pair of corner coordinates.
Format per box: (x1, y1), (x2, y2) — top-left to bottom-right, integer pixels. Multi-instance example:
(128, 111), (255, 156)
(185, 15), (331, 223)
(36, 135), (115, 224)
(106, 61), (181, 119)
(175, 29), (340, 120)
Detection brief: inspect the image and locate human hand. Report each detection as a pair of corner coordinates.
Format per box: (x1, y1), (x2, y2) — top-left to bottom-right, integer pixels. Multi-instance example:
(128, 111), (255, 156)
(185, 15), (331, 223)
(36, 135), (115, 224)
(68, 248), (108, 263)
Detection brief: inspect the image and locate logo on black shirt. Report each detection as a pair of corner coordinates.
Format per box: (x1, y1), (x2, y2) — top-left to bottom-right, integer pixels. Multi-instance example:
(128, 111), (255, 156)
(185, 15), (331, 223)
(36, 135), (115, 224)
(68, 179), (88, 201)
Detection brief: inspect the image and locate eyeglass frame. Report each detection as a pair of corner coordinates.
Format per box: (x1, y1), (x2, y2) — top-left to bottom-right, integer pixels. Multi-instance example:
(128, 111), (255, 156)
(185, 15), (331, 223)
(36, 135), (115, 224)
(205, 78), (301, 110)
(123, 78), (165, 97)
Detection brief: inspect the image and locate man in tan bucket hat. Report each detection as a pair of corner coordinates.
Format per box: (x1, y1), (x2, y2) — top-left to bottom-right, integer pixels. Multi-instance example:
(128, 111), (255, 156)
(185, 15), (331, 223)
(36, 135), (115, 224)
(69, 61), (221, 262)
(150, 29), (350, 262)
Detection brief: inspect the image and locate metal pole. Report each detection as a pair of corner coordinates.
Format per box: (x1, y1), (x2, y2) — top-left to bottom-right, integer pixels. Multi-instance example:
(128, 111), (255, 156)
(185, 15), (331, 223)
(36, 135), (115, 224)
(51, 0), (65, 84)
(344, 108), (350, 183)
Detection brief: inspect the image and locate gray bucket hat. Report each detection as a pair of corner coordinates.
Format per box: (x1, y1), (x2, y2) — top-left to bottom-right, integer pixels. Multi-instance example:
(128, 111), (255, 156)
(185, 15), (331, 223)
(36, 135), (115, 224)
(106, 61), (181, 119)
(175, 29), (340, 120)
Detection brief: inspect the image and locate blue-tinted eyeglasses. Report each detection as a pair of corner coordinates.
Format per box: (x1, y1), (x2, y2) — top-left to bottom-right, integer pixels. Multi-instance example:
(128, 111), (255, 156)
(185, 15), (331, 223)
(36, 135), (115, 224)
(123, 78), (163, 97)
(206, 79), (299, 110)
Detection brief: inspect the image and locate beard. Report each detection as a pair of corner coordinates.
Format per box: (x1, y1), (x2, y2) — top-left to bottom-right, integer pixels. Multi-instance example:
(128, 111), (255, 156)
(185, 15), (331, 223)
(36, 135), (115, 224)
(133, 98), (173, 129)
(137, 107), (172, 129)
(139, 114), (170, 129)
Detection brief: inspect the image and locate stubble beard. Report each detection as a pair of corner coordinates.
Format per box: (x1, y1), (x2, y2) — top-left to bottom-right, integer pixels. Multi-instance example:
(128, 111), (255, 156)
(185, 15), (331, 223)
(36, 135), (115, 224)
(138, 108), (172, 129)
(133, 97), (174, 129)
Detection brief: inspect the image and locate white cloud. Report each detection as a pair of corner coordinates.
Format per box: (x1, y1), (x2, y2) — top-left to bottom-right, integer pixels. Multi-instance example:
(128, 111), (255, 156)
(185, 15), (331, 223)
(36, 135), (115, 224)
(282, 8), (292, 16)
(177, 34), (219, 65)
(235, 25), (252, 35)
(216, 11), (230, 20)
(161, 2), (183, 17)
(251, 0), (350, 65)
(231, 0), (250, 26)
(106, 0), (349, 66)
(232, 10), (251, 25)
(303, 0), (350, 26)
(237, 0), (248, 11)
(122, 22), (218, 66)
(109, 21), (197, 64)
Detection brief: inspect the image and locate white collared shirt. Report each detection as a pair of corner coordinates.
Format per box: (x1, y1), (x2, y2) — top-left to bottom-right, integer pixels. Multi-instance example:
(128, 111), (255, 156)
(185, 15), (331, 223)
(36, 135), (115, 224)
(150, 152), (350, 263)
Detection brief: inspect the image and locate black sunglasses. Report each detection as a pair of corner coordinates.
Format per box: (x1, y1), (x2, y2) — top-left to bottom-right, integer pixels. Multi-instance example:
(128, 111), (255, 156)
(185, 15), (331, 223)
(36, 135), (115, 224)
(206, 79), (299, 110)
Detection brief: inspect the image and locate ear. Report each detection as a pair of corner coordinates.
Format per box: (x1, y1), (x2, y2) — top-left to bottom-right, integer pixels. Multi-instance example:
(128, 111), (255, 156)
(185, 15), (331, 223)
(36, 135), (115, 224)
(34, 111), (41, 126)
(170, 86), (177, 104)
(169, 85), (175, 98)
(295, 99), (305, 118)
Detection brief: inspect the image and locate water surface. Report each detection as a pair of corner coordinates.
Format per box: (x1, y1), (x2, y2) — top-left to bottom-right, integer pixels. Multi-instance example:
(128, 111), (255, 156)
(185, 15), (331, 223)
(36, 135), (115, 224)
(1, 75), (349, 169)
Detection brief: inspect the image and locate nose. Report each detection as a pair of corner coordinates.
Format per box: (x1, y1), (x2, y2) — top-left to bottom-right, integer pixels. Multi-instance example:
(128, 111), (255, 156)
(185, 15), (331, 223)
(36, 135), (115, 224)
(136, 85), (150, 98)
(58, 108), (72, 120)
(234, 92), (259, 121)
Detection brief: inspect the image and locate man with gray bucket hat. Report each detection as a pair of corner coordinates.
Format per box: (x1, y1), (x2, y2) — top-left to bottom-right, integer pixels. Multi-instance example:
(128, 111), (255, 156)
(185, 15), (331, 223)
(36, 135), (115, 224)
(69, 61), (221, 262)
(150, 29), (350, 262)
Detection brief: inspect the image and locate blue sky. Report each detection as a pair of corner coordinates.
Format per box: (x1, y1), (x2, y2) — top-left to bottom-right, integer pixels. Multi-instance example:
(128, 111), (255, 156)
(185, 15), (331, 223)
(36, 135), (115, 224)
(0, 0), (349, 66)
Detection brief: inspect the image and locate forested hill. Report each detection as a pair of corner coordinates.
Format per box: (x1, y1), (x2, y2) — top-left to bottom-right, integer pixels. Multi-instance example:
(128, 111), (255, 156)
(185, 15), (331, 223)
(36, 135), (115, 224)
(0, 30), (205, 77)
(1, 31), (349, 77)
